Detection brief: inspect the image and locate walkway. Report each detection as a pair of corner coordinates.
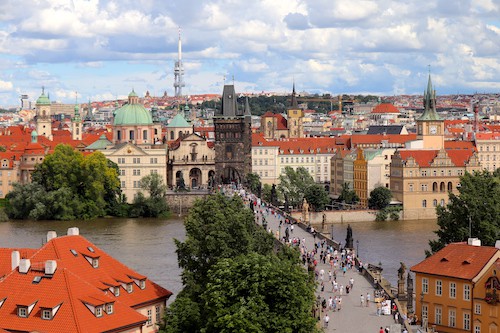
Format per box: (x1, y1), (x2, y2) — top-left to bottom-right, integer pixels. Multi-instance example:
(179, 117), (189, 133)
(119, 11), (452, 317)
(256, 205), (396, 333)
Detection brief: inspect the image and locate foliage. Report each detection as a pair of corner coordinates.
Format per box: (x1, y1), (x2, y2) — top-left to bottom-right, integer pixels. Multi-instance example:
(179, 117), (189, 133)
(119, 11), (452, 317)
(131, 173), (170, 218)
(368, 186), (392, 210)
(201, 253), (317, 333)
(338, 182), (359, 205)
(162, 194), (316, 333)
(246, 173), (261, 193)
(262, 183), (272, 203)
(428, 170), (500, 254)
(6, 144), (120, 220)
(277, 166), (315, 208)
(375, 210), (388, 222)
(374, 206), (401, 222)
(303, 183), (330, 211)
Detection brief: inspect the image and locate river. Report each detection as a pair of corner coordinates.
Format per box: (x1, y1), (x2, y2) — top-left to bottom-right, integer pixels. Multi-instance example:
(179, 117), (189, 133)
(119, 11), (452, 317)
(0, 217), (438, 300)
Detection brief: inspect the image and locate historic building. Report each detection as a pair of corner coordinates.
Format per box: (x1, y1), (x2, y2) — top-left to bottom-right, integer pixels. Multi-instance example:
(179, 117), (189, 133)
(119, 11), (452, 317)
(411, 240), (500, 333)
(287, 83), (304, 138)
(35, 88), (53, 140)
(167, 133), (215, 189)
(214, 85), (252, 184)
(0, 228), (172, 332)
(475, 132), (500, 172)
(390, 75), (481, 219)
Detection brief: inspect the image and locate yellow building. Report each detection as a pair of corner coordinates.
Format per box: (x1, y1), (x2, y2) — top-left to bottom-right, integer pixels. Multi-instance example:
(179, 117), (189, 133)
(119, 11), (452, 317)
(475, 132), (500, 172)
(287, 83), (304, 138)
(411, 241), (500, 333)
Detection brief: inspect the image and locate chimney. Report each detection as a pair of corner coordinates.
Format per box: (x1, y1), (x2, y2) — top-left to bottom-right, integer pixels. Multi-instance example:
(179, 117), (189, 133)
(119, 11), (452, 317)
(47, 231), (57, 242)
(67, 227), (79, 236)
(467, 238), (481, 246)
(45, 260), (57, 275)
(19, 259), (31, 274)
(11, 251), (20, 271)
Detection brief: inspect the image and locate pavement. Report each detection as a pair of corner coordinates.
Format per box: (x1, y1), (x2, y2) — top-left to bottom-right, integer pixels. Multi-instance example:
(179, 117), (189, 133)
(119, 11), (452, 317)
(256, 205), (396, 333)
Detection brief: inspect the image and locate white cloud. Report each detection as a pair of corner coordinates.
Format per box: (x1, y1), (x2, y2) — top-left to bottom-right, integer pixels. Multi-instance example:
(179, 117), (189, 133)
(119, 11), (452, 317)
(0, 80), (13, 91)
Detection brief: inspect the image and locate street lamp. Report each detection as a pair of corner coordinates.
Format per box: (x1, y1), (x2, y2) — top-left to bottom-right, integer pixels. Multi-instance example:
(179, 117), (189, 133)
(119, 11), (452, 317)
(356, 240), (359, 258)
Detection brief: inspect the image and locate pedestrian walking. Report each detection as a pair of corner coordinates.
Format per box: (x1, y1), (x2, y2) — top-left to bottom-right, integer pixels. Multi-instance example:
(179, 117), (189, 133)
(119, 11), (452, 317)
(366, 292), (371, 306)
(324, 314), (330, 328)
(394, 311), (399, 324)
(349, 277), (354, 288)
(360, 294), (365, 307)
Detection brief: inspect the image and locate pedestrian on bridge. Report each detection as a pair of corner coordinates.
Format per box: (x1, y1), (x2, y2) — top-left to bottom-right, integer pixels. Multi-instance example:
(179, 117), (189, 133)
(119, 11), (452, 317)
(324, 314), (330, 328)
(360, 294), (365, 307)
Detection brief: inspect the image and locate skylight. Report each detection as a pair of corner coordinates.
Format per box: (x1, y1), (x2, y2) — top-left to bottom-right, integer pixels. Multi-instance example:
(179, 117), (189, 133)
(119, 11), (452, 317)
(32, 276), (42, 284)
(70, 249), (78, 256)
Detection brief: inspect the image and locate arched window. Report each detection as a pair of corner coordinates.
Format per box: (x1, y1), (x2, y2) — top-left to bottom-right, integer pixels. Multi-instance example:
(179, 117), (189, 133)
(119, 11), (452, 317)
(433, 182), (438, 192)
(170, 131), (174, 140)
(129, 130), (135, 140)
(178, 131), (182, 138)
(143, 130), (147, 140)
(440, 199), (445, 206)
(447, 182), (453, 192)
(433, 199), (438, 207)
(422, 200), (427, 208)
(117, 130), (121, 141)
(440, 182), (445, 192)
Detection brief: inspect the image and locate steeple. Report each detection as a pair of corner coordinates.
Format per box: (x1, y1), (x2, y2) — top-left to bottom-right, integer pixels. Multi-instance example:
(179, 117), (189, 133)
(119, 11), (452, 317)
(418, 72), (441, 121)
(73, 92), (81, 122)
(290, 81), (298, 109)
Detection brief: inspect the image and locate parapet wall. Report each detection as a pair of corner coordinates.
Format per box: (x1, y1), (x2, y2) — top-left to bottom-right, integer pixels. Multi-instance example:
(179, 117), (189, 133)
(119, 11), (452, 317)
(165, 192), (210, 215)
(291, 210), (379, 224)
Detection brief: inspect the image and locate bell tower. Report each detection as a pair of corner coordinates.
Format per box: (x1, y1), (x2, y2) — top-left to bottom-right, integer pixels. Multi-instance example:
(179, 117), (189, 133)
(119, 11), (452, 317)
(416, 73), (444, 149)
(35, 87), (53, 140)
(287, 82), (304, 138)
(72, 92), (82, 141)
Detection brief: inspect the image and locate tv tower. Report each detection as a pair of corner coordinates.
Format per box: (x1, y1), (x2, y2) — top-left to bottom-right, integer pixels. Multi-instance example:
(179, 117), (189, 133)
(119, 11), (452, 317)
(173, 27), (185, 97)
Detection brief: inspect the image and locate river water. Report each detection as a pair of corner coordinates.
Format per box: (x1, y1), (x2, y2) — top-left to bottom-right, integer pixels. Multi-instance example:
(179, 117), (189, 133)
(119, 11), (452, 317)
(0, 217), (437, 300)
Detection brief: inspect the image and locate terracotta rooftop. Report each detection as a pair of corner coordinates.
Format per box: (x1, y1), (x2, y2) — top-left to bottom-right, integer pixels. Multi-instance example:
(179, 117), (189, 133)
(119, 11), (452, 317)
(411, 242), (499, 280)
(371, 103), (400, 114)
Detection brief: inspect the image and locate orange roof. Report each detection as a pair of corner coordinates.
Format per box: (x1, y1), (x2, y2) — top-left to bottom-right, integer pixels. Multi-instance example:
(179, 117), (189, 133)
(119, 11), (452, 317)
(444, 141), (475, 150)
(371, 103), (400, 114)
(447, 149), (475, 167)
(351, 134), (417, 146)
(398, 150), (438, 167)
(261, 112), (288, 130)
(411, 243), (499, 280)
(0, 233), (172, 332)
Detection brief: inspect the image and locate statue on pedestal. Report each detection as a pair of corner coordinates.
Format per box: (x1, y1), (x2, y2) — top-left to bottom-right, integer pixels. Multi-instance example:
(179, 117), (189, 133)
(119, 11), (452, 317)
(345, 224), (353, 249)
(302, 198), (310, 224)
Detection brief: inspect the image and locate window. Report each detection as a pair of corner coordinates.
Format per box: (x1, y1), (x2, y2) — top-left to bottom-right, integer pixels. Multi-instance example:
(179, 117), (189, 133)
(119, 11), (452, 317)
(143, 130), (148, 140)
(155, 305), (161, 323)
(95, 306), (103, 317)
(450, 282), (456, 298)
(118, 158), (125, 164)
(41, 309), (52, 320)
(18, 306), (27, 317)
(150, 158), (158, 164)
(106, 303), (114, 314)
(120, 169), (125, 176)
(464, 284), (471, 301)
(133, 169), (141, 176)
(422, 278), (429, 294)
(127, 283), (133, 293)
(475, 303), (481, 315)
(114, 287), (120, 297)
(150, 169), (158, 174)
(435, 306), (442, 325)
(133, 158), (141, 164)
(433, 199), (438, 207)
(121, 181), (125, 188)
(409, 184), (413, 192)
(436, 280), (442, 296)
(422, 304), (428, 321)
(147, 309), (152, 325)
(133, 181), (139, 188)
(140, 279), (146, 289)
(474, 324), (481, 333)
(92, 258), (99, 268)
(422, 200), (427, 208)
(464, 312), (470, 330)
(129, 130), (135, 140)
(449, 309), (456, 327)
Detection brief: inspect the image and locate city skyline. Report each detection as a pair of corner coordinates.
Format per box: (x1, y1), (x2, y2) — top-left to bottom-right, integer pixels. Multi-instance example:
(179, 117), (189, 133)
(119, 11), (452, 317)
(0, 0), (499, 107)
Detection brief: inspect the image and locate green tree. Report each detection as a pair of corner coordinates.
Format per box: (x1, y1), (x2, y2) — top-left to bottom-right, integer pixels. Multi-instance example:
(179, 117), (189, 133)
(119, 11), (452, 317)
(131, 173), (169, 218)
(338, 182), (359, 205)
(428, 170), (500, 254)
(304, 183), (330, 211)
(162, 194), (276, 333)
(368, 186), (392, 210)
(246, 173), (261, 193)
(201, 253), (317, 333)
(277, 166), (315, 208)
(262, 183), (273, 203)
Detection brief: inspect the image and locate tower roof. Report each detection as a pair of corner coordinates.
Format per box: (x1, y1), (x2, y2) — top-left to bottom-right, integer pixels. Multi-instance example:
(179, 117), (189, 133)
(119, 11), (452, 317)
(290, 82), (298, 109)
(36, 88), (51, 106)
(113, 93), (152, 126)
(218, 85), (241, 117)
(418, 73), (441, 121)
(167, 113), (190, 128)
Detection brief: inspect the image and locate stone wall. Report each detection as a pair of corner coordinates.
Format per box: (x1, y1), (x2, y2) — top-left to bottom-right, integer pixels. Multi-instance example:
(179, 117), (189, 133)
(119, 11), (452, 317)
(291, 210), (379, 224)
(165, 192), (209, 215)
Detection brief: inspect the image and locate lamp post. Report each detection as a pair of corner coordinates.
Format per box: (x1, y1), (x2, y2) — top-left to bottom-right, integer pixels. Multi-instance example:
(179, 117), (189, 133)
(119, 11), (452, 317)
(356, 240), (359, 258)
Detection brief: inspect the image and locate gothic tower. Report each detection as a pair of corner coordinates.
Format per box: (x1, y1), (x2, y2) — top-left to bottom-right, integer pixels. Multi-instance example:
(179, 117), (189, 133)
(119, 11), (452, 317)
(35, 87), (53, 140)
(287, 82), (304, 138)
(416, 73), (444, 149)
(214, 85), (252, 185)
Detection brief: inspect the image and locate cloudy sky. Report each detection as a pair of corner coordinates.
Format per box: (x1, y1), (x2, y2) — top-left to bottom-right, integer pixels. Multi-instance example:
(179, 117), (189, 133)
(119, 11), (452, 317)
(0, 0), (499, 107)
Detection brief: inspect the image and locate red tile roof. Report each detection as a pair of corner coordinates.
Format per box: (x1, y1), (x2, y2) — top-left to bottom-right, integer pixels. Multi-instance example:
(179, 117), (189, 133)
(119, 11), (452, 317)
(411, 243), (499, 280)
(398, 150), (438, 167)
(261, 112), (288, 130)
(371, 103), (400, 114)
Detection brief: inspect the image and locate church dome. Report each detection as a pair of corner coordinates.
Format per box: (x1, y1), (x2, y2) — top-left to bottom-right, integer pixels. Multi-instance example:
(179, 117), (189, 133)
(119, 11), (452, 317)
(113, 90), (152, 126)
(36, 91), (50, 105)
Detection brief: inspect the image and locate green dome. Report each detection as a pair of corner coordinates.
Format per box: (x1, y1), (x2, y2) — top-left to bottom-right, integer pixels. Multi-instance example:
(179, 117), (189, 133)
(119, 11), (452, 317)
(128, 90), (138, 97)
(167, 113), (190, 128)
(113, 103), (153, 126)
(36, 92), (50, 105)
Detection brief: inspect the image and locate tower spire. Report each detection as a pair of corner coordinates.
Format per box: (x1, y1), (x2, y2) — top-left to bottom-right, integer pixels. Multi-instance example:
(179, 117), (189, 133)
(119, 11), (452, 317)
(174, 27), (185, 97)
(290, 80), (298, 108)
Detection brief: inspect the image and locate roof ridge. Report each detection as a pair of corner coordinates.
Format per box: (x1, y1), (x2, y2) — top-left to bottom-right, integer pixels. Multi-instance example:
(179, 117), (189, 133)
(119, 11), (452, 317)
(62, 268), (84, 333)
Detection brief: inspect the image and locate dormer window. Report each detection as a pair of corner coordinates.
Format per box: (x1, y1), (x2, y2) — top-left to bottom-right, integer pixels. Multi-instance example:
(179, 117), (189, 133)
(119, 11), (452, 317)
(95, 306), (103, 317)
(140, 279), (146, 290)
(106, 303), (114, 315)
(92, 258), (99, 268)
(113, 287), (120, 297)
(127, 283), (133, 293)
(18, 306), (28, 318)
(41, 309), (52, 320)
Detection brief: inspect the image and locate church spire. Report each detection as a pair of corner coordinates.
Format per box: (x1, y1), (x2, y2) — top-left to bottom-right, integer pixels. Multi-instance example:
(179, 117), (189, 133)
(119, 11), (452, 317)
(418, 71), (441, 121)
(290, 81), (298, 108)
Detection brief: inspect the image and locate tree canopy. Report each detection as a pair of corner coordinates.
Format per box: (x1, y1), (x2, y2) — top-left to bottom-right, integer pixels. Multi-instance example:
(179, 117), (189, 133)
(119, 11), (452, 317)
(368, 186), (392, 210)
(130, 173), (170, 218)
(161, 194), (317, 333)
(277, 166), (316, 208)
(304, 183), (330, 211)
(428, 170), (500, 254)
(6, 144), (120, 220)
(338, 182), (359, 205)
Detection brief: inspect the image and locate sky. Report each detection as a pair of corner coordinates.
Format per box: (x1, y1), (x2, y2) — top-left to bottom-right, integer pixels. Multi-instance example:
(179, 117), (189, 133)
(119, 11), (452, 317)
(0, 0), (499, 108)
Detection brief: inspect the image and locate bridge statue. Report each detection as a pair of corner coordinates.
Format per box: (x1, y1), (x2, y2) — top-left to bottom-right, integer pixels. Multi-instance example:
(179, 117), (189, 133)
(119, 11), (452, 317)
(302, 198), (309, 224)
